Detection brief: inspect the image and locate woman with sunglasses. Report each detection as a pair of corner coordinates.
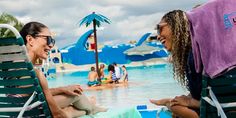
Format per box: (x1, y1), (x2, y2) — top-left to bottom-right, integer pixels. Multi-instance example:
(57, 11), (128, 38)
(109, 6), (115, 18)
(20, 22), (107, 118)
(150, 10), (201, 118)
(150, 0), (236, 117)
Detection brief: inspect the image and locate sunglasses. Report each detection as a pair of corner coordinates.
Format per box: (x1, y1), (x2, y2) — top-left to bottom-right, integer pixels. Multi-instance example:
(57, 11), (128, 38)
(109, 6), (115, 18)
(155, 23), (167, 35)
(35, 34), (55, 46)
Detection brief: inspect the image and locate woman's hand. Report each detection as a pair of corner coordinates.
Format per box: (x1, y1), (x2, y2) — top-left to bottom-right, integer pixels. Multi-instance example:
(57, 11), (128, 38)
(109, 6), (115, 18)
(62, 85), (83, 96)
(170, 95), (191, 107)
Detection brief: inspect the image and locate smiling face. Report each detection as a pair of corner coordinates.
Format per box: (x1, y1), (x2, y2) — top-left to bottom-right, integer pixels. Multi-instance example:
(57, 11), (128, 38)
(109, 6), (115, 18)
(157, 20), (173, 52)
(157, 10), (192, 86)
(26, 28), (54, 61)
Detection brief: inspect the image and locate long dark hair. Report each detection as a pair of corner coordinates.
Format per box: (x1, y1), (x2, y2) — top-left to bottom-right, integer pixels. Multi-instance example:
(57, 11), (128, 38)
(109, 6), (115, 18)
(20, 21), (47, 44)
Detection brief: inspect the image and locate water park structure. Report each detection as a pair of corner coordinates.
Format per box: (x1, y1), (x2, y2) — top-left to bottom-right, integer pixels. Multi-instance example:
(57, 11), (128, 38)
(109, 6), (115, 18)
(50, 30), (168, 71)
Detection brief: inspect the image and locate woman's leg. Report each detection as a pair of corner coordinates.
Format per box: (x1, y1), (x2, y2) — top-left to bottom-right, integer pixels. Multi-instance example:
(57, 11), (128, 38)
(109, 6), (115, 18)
(53, 94), (107, 115)
(53, 94), (94, 115)
(170, 105), (199, 118)
(53, 95), (86, 117)
(89, 96), (96, 105)
(53, 94), (93, 114)
(72, 94), (93, 114)
(53, 94), (76, 108)
(72, 94), (108, 115)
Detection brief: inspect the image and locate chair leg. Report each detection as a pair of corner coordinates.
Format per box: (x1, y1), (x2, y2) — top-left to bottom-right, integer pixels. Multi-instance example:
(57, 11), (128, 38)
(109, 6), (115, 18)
(200, 77), (208, 118)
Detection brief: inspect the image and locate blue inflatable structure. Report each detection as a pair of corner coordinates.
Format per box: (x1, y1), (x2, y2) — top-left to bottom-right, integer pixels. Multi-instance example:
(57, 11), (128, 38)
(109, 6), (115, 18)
(60, 30), (168, 65)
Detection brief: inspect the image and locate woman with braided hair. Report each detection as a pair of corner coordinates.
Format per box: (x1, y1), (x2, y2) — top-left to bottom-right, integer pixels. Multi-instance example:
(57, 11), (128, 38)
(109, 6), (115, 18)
(150, 10), (202, 118)
(150, 0), (236, 117)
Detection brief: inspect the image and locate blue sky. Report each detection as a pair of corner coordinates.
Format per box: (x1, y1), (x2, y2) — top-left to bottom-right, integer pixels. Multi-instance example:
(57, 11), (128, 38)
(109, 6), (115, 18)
(0, 0), (207, 48)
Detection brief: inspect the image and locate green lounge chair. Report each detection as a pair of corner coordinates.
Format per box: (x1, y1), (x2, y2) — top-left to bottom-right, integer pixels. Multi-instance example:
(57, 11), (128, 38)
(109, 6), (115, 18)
(200, 69), (236, 118)
(0, 24), (51, 117)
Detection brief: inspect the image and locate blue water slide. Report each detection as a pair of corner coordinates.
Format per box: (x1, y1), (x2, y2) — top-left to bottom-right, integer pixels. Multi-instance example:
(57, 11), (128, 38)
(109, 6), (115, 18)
(62, 29), (96, 65)
(75, 29), (94, 49)
(61, 31), (168, 65)
(136, 33), (151, 46)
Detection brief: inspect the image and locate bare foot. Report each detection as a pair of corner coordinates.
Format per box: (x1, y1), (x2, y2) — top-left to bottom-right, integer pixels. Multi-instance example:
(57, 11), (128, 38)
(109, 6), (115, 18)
(149, 98), (171, 106)
(150, 99), (161, 105)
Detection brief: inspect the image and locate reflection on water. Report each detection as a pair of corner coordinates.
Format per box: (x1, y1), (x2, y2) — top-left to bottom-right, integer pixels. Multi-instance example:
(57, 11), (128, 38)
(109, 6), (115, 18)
(48, 64), (187, 108)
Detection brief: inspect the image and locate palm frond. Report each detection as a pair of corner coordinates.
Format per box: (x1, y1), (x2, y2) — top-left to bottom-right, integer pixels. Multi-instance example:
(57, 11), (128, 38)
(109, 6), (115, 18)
(94, 15), (104, 23)
(79, 12), (111, 28)
(103, 19), (111, 24)
(95, 20), (101, 27)
(86, 15), (96, 26)
(98, 14), (111, 23)
(86, 22), (91, 27)
(79, 16), (89, 26)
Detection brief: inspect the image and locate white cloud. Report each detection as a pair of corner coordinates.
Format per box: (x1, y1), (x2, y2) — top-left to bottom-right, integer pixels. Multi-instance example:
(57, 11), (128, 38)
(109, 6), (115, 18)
(0, 0), (207, 48)
(16, 16), (32, 23)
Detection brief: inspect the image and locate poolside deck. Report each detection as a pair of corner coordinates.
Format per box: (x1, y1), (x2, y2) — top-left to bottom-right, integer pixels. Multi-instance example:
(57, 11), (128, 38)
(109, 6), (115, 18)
(56, 58), (168, 73)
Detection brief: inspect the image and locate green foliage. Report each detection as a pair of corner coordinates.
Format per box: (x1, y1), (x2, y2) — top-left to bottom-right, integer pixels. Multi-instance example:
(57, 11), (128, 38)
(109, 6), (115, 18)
(0, 12), (24, 38)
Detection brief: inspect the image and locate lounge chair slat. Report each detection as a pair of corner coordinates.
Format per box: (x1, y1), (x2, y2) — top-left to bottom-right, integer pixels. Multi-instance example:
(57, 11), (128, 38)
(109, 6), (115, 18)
(0, 86), (35, 94)
(0, 61), (32, 70)
(0, 100), (39, 107)
(0, 78), (36, 86)
(0, 107), (47, 117)
(0, 53), (28, 62)
(0, 99), (39, 106)
(0, 45), (24, 54)
(0, 102), (50, 118)
(0, 37), (19, 45)
(0, 96), (30, 102)
(216, 95), (236, 103)
(207, 104), (236, 112)
(211, 86), (236, 95)
(0, 70), (35, 78)
(209, 77), (236, 86)
(0, 103), (25, 107)
(205, 112), (236, 118)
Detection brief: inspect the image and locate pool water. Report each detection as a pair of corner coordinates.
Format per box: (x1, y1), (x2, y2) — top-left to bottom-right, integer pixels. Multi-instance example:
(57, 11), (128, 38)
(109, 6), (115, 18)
(48, 64), (187, 109)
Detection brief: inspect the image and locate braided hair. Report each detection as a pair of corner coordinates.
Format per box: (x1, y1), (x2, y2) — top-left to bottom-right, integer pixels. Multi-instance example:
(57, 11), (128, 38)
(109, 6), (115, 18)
(162, 10), (191, 86)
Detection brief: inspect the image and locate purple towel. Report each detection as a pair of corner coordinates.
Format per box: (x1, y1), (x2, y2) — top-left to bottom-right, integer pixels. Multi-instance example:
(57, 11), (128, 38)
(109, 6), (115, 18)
(186, 0), (236, 78)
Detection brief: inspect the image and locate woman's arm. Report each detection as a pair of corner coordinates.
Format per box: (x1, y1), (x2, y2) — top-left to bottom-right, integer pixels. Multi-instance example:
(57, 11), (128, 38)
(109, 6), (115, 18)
(171, 95), (200, 109)
(188, 98), (200, 108)
(170, 105), (199, 118)
(50, 85), (83, 96)
(35, 69), (68, 117)
(50, 87), (65, 96)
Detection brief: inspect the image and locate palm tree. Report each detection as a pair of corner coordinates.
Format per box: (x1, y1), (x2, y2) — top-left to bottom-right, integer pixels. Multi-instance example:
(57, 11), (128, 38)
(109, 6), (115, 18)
(0, 12), (23, 37)
(79, 12), (111, 81)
